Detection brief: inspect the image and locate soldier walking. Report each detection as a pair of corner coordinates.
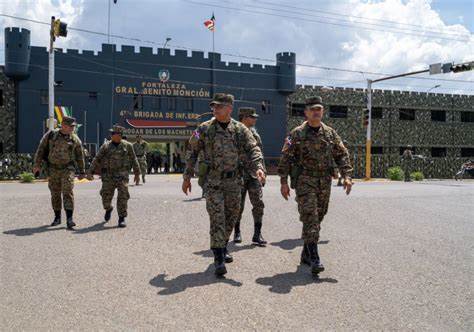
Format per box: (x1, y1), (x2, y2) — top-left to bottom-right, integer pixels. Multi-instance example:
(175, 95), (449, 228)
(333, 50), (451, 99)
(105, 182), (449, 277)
(233, 107), (267, 246)
(87, 125), (140, 228)
(182, 93), (266, 276)
(402, 145), (413, 182)
(278, 96), (353, 275)
(133, 135), (148, 183)
(33, 116), (85, 229)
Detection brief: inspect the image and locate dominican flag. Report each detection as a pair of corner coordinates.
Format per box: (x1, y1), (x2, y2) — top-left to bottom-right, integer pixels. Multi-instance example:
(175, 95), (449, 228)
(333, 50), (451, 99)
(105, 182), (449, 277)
(204, 14), (215, 31)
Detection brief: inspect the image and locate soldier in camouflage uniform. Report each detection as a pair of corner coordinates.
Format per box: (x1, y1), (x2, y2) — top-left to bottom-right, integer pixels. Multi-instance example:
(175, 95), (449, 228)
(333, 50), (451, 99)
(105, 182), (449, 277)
(233, 107), (267, 246)
(87, 125), (140, 228)
(33, 116), (85, 229)
(182, 93), (266, 276)
(402, 145), (413, 182)
(133, 135), (148, 183)
(278, 96), (353, 275)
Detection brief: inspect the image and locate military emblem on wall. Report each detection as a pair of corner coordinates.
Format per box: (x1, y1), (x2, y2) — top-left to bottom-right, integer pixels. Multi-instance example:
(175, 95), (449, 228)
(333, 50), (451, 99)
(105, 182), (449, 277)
(159, 69), (170, 83)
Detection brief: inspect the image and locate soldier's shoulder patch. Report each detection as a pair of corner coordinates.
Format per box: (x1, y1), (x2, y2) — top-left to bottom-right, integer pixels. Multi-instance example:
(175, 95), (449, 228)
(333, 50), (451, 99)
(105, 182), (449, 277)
(285, 134), (293, 146)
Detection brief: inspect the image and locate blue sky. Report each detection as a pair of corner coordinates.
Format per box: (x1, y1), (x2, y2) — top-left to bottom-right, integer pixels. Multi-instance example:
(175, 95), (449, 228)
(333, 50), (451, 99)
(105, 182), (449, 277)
(1, 0), (473, 94)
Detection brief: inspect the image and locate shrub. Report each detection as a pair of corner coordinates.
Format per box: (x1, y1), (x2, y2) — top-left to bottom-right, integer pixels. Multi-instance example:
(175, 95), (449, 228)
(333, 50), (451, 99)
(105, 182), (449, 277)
(19, 172), (35, 183)
(411, 171), (424, 181)
(387, 166), (404, 181)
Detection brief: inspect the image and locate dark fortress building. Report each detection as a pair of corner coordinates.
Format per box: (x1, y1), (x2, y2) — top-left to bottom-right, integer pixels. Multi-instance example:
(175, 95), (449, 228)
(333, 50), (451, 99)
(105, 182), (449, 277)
(1, 27), (295, 160)
(1, 27), (473, 178)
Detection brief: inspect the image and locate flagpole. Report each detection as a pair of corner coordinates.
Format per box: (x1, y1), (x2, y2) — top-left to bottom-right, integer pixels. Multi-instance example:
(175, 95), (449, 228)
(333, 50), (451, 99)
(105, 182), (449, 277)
(212, 13), (215, 95)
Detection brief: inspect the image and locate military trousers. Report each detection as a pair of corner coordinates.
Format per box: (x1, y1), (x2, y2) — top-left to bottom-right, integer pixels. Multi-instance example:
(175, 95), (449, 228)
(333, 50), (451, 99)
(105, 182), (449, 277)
(237, 176), (264, 225)
(48, 168), (75, 211)
(205, 176), (242, 248)
(137, 156), (147, 176)
(295, 175), (332, 244)
(100, 175), (130, 217)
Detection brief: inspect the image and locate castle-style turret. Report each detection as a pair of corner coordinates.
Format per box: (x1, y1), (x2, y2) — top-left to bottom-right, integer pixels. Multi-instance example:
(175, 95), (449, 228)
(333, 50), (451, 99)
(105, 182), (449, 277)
(4, 27), (31, 80)
(276, 52), (296, 95)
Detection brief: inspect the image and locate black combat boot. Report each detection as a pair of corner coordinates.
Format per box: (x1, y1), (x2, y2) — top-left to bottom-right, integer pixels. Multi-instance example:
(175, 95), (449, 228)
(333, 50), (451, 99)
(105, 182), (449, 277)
(300, 243), (310, 266)
(307, 243), (325, 275)
(224, 240), (233, 263)
(65, 209), (76, 229)
(252, 223), (267, 246)
(104, 207), (113, 222)
(51, 210), (61, 226)
(211, 248), (227, 276)
(118, 216), (126, 228)
(233, 222), (242, 243)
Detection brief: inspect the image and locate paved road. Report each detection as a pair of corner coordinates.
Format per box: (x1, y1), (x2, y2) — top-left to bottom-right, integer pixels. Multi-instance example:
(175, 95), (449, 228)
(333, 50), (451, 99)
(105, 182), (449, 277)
(1, 176), (473, 330)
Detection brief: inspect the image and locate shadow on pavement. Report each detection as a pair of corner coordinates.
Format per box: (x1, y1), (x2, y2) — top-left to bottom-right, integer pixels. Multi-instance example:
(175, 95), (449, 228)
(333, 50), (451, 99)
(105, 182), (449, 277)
(3, 225), (64, 237)
(73, 221), (118, 234)
(182, 197), (205, 202)
(270, 238), (329, 250)
(256, 265), (338, 294)
(149, 264), (243, 295)
(193, 243), (259, 258)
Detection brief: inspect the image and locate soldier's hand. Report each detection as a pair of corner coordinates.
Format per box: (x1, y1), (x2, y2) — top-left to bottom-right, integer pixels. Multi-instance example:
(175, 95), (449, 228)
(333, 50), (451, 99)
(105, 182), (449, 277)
(182, 179), (192, 195)
(256, 169), (266, 185)
(280, 183), (290, 200)
(32, 166), (41, 175)
(86, 174), (94, 181)
(134, 174), (140, 185)
(343, 178), (353, 195)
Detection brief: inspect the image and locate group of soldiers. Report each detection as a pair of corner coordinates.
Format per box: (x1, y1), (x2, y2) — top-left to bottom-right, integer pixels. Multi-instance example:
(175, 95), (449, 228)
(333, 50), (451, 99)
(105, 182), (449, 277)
(33, 119), (147, 229)
(33, 93), (353, 277)
(182, 93), (353, 276)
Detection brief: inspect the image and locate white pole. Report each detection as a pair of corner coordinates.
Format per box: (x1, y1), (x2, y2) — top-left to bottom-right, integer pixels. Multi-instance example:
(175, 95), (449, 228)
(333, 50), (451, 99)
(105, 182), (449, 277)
(48, 16), (55, 131)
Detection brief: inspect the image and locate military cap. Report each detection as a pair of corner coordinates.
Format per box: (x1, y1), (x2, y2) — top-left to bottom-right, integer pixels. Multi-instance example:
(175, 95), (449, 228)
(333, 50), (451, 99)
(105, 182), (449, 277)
(109, 125), (126, 135)
(305, 96), (324, 109)
(61, 116), (77, 127)
(209, 93), (234, 106)
(239, 107), (259, 118)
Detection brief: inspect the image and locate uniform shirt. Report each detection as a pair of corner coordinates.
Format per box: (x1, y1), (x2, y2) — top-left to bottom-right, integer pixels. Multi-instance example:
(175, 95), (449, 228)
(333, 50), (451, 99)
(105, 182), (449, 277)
(278, 121), (352, 184)
(90, 140), (140, 176)
(184, 118), (264, 181)
(133, 141), (147, 157)
(34, 129), (85, 173)
(242, 127), (266, 176)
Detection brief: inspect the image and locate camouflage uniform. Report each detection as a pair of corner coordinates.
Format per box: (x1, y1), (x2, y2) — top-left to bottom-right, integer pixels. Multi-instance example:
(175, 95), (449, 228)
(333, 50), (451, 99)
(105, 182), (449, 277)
(278, 96), (352, 274)
(133, 139), (148, 182)
(90, 126), (140, 221)
(402, 147), (413, 182)
(33, 116), (85, 227)
(184, 96), (264, 253)
(278, 121), (352, 243)
(234, 107), (266, 245)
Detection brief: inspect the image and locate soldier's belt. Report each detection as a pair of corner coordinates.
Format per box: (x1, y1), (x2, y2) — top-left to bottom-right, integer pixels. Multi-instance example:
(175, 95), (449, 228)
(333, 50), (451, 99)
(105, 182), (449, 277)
(136, 155), (144, 157)
(49, 162), (74, 170)
(301, 169), (330, 178)
(209, 169), (238, 179)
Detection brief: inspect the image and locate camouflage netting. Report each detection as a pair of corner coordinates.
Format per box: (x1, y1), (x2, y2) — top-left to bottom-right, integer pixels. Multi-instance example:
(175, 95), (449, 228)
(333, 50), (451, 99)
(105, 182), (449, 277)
(0, 153), (36, 180)
(0, 68), (16, 153)
(287, 86), (474, 179)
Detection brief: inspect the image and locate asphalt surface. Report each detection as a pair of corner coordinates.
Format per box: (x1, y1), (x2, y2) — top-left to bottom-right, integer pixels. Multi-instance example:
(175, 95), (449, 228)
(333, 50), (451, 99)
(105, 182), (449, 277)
(1, 176), (473, 330)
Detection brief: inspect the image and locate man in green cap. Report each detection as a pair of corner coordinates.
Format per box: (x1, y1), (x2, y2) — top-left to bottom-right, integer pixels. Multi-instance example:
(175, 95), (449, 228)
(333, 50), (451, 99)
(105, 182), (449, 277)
(33, 116), (86, 229)
(278, 96), (353, 275)
(233, 107), (267, 246)
(182, 93), (266, 276)
(88, 125), (140, 228)
(133, 135), (148, 184)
